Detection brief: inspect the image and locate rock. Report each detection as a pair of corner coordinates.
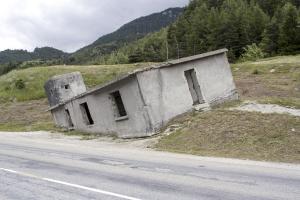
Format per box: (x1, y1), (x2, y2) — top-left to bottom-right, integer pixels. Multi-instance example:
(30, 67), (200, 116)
(164, 124), (182, 135)
(270, 69), (276, 73)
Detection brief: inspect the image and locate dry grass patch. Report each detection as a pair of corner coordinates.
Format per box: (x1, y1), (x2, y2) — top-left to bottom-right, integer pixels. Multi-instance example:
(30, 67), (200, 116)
(232, 55), (300, 108)
(156, 110), (300, 163)
(0, 99), (55, 131)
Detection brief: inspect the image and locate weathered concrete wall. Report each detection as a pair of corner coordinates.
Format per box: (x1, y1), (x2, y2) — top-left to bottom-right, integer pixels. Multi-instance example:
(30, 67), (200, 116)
(137, 53), (237, 128)
(59, 76), (154, 138)
(51, 107), (69, 128)
(195, 53), (238, 105)
(44, 72), (86, 107)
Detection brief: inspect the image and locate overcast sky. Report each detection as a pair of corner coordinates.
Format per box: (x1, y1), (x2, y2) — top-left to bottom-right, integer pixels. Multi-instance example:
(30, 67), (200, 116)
(0, 0), (189, 53)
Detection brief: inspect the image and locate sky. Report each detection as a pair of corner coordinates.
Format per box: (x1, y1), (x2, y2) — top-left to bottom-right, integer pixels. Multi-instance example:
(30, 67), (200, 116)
(0, 0), (189, 53)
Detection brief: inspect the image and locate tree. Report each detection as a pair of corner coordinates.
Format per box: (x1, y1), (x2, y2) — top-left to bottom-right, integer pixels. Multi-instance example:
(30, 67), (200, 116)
(278, 3), (300, 54)
(247, 2), (269, 44)
(260, 18), (280, 55)
(128, 48), (144, 63)
(255, 0), (286, 16)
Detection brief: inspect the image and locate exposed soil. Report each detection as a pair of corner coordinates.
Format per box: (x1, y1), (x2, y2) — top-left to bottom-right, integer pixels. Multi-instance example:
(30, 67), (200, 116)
(0, 99), (53, 131)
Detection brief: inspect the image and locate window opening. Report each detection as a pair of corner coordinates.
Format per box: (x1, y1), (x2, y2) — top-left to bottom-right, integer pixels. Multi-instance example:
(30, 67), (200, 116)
(79, 102), (94, 125)
(110, 91), (127, 118)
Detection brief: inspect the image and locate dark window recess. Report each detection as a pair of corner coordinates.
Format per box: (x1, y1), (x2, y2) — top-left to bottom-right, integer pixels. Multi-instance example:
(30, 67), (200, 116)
(65, 109), (74, 127)
(79, 102), (94, 125)
(111, 91), (127, 117)
(184, 69), (205, 105)
(64, 84), (70, 89)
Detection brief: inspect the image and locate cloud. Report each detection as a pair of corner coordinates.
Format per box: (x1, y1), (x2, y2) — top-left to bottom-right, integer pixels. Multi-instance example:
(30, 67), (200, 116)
(0, 0), (188, 53)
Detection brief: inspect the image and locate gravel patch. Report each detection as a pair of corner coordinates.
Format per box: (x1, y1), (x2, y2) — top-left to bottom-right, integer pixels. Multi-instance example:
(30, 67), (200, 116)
(231, 102), (300, 117)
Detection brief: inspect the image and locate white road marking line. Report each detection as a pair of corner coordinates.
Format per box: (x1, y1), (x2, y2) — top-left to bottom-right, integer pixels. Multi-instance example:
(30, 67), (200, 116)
(0, 168), (142, 200)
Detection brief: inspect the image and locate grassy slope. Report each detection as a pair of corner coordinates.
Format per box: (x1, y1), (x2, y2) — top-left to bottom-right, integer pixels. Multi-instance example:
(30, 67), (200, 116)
(0, 64), (144, 102)
(232, 55), (300, 108)
(156, 109), (300, 163)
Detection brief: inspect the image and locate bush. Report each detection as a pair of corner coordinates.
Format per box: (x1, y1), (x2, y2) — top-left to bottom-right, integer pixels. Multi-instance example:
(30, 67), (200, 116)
(241, 44), (266, 62)
(15, 79), (25, 90)
(252, 69), (260, 75)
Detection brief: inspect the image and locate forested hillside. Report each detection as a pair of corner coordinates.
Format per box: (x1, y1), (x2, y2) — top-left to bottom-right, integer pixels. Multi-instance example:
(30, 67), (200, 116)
(103, 0), (300, 64)
(0, 47), (68, 65)
(0, 47), (68, 75)
(69, 7), (183, 64)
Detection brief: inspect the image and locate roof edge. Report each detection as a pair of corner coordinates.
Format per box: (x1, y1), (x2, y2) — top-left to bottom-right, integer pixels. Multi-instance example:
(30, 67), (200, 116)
(155, 48), (228, 69)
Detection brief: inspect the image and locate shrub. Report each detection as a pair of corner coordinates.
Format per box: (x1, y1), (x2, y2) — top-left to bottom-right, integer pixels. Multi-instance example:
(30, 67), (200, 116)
(241, 43), (266, 62)
(15, 79), (25, 90)
(252, 69), (260, 75)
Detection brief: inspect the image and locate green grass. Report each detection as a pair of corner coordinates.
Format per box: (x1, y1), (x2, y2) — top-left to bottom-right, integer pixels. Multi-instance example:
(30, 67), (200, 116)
(0, 64), (144, 103)
(156, 110), (300, 163)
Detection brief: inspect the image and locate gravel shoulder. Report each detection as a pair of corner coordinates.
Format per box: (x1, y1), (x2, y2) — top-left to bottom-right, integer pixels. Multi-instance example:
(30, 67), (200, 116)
(231, 101), (300, 117)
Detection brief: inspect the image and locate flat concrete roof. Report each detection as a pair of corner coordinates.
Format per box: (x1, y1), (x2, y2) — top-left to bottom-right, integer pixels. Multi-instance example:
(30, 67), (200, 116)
(48, 48), (228, 111)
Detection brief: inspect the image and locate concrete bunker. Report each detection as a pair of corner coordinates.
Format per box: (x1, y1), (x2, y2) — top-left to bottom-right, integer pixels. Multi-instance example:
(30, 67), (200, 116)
(45, 49), (238, 138)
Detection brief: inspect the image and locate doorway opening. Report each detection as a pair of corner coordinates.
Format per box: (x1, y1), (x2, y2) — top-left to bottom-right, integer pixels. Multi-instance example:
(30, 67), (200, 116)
(110, 91), (127, 118)
(184, 69), (204, 105)
(65, 108), (74, 128)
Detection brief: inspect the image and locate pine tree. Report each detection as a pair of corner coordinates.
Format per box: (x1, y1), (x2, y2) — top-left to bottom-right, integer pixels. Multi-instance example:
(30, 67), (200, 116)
(188, 3), (211, 55)
(260, 17), (280, 55)
(128, 48), (144, 63)
(248, 1), (269, 44)
(216, 0), (251, 58)
(278, 3), (300, 54)
(255, 0), (286, 16)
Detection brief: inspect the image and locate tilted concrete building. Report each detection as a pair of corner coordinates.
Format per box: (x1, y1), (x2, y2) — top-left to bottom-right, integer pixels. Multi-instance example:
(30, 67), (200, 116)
(45, 49), (238, 138)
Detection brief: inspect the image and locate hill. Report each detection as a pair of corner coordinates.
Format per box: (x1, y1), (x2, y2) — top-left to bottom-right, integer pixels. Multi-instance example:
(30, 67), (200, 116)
(101, 0), (300, 64)
(0, 47), (68, 65)
(69, 7), (183, 64)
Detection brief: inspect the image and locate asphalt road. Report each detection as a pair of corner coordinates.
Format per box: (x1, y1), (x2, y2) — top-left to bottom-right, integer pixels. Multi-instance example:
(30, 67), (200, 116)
(0, 132), (299, 200)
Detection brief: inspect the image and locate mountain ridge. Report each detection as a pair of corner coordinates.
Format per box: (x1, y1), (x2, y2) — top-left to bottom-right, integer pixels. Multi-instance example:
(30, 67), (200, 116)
(0, 47), (68, 65)
(69, 7), (184, 64)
